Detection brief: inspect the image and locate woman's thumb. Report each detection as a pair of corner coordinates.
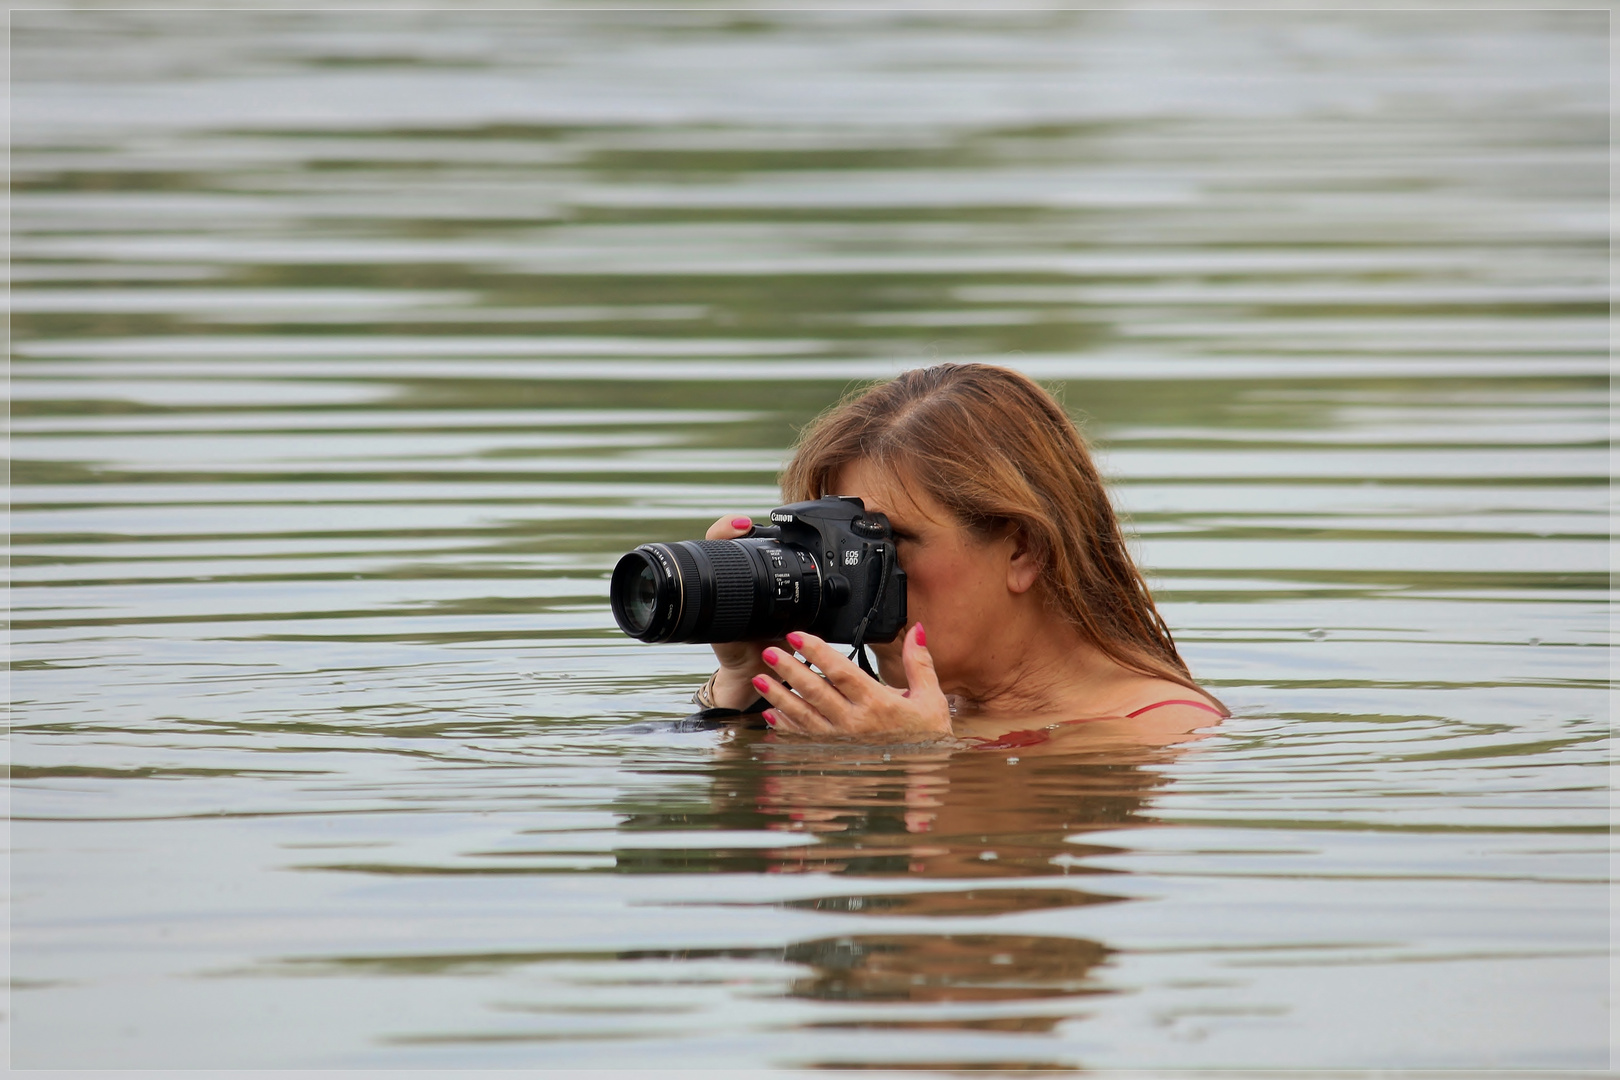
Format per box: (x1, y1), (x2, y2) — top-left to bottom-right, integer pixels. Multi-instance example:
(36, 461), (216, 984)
(706, 514), (754, 540)
(901, 622), (941, 697)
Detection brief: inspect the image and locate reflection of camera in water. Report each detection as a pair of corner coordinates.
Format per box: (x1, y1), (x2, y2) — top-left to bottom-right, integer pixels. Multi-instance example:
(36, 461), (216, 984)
(610, 496), (907, 647)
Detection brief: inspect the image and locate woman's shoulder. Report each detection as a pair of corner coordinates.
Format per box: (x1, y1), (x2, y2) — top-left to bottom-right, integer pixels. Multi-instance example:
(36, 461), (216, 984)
(1105, 677), (1227, 724)
(949, 678), (1225, 753)
(1118, 696), (1225, 721)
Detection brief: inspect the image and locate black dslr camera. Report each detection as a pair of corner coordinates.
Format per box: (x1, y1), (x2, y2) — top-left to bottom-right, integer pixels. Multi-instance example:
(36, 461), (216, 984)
(610, 496), (907, 651)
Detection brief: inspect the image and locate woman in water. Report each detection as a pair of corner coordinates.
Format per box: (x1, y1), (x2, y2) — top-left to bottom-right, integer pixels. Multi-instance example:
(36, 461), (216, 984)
(696, 362), (1225, 746)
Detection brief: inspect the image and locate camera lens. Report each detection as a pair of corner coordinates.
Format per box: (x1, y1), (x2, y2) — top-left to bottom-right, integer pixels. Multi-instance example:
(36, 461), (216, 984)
(610, 547), (684, 640)
(621, 558), (660, 635)
(610, 539), (822, 644)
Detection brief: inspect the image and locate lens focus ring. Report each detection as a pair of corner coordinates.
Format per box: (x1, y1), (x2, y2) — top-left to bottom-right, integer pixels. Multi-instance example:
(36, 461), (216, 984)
(666, 542), (703, 641)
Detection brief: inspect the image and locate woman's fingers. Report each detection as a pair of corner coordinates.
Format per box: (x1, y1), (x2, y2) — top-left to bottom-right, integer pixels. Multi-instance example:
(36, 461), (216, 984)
(782, 631), (880, 706)
(751, 675), (833, 734)
(759, 645), (851, 722)
(750, 629), (951, 741)
(705, 514), (755, 541)
(894, 623), (953, 735)
(899, 622), (943, 702)
(751, 628), (952, 738)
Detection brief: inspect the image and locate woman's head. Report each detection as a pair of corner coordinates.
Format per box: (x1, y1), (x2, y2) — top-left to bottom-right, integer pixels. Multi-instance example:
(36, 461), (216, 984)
(782, 362), (1197, 692)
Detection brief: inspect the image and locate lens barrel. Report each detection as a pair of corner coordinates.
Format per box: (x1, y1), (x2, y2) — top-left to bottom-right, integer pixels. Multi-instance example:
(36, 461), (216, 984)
(610, 538), (823, 644)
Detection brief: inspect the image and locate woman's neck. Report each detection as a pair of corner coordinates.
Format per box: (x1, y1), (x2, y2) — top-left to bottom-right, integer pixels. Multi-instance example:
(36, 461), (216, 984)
(943, 604), (1124, 722)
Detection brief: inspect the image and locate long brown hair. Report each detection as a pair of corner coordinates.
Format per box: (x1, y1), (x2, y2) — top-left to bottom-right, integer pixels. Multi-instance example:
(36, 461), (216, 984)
(782, 362), (1213, 701)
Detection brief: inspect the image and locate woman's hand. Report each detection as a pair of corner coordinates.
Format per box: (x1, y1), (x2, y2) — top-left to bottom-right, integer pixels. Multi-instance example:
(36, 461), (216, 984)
(702, 514), (788, 710)
(749, 625), (954, 742)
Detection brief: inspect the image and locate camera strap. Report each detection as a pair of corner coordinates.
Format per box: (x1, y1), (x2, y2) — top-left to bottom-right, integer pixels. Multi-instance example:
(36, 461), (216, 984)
(851, 645), (878, 678)
(845, 542), (892, 680)
(676, 696), (772, 731)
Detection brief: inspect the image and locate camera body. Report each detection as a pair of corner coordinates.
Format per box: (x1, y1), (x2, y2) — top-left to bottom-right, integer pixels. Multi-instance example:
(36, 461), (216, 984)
(610, 496), (907, 646)
(763, 496), (909, 645)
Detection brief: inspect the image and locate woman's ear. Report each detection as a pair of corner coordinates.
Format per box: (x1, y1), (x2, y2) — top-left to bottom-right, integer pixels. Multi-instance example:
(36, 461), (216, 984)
(1005, 525), (1041, 595)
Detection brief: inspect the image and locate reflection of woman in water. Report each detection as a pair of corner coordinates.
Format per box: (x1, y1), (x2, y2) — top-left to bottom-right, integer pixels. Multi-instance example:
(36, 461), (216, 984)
(697, 362), (1226, 746)
(745, 739), (1178, 875)
(614, 735), (1178, 1020)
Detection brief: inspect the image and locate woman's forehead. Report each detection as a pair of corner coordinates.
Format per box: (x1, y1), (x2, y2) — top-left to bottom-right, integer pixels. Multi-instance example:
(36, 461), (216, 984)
(830, 459), (947, 525)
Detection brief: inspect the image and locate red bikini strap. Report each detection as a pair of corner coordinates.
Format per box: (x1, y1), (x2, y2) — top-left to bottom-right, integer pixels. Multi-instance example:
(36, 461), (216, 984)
(970, 699), (1224, 751)
(1125, 699), (1224, 718)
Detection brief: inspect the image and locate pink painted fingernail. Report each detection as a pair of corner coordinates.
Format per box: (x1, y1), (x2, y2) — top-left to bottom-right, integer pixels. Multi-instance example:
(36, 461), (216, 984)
(785, 632), (805, 650)
(914, 622), (926, 647)
(762, 648), (781, 665)
(731, 517), (752, 530)
(763, 709), (777, 726)
(751, 675), (771, 694)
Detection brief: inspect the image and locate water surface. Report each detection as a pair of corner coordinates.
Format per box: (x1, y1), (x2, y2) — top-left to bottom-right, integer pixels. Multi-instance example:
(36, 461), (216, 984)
(9, 9), (1609, 1071)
